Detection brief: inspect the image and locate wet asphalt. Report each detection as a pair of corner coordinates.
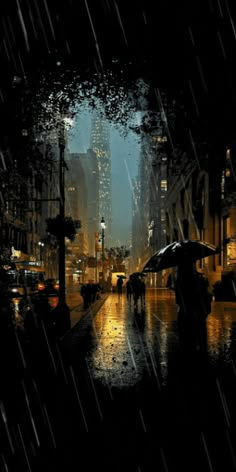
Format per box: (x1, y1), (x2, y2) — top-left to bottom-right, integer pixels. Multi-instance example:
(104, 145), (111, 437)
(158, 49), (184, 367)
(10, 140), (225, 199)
(56, 289), (236, 471)
(2, 289), (236, 471)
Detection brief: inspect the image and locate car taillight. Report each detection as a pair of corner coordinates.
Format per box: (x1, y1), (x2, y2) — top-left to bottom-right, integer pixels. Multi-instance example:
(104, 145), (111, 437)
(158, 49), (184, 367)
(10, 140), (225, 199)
(38, 283), (45, 291)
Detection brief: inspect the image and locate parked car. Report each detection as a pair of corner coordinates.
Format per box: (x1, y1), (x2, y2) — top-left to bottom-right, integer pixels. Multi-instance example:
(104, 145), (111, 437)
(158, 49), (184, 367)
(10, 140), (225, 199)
(44, 278), (59, 295)
(30, 279), (46, 294)
(7, 283), (27, 298)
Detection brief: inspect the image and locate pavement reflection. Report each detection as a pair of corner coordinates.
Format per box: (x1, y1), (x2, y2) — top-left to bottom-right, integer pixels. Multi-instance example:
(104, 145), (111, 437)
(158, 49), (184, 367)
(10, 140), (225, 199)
(84, 290), (177, 388)
(58, 288), (236, 468)
(76, 289), (236, 391)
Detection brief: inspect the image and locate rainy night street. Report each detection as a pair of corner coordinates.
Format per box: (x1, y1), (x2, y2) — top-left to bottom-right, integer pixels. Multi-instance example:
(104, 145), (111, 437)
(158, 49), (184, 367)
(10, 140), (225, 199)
(55, 289), (236, 471)
(2, 287), (236, 470)
(2, 1), (236, 471)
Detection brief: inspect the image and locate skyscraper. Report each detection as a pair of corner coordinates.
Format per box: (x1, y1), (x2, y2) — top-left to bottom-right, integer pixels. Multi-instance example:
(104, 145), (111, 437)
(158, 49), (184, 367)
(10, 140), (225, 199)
(90, 113), (112, 247)
(65, 150), (99, 256)
(64, 152), (89, 281)
(64, 149), (101, 282)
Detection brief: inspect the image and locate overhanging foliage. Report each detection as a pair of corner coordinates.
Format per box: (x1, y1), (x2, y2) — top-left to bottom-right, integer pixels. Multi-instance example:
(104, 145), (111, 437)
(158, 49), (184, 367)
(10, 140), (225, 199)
(46, 215), (81, 242)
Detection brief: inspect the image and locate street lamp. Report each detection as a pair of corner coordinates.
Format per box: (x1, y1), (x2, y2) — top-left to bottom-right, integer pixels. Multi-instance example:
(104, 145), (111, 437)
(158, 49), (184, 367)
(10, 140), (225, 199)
(101, 217), (105, 291)
(38, 241), (44, 263)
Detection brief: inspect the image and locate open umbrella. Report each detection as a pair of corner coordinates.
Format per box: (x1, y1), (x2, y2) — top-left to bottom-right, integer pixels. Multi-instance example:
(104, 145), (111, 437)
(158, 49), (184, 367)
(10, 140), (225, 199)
(142, 240), (219, 273)
(130, 272), (146, 278)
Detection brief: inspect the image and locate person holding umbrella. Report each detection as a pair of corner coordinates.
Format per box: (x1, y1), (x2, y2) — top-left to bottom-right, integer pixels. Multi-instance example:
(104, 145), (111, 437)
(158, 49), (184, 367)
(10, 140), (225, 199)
(174, 255), (212, 353)
(126, 276), (133, 303)
(116, 275), (124, 298)
(143, 239), (217, 353)
(130, 273), (143, 310)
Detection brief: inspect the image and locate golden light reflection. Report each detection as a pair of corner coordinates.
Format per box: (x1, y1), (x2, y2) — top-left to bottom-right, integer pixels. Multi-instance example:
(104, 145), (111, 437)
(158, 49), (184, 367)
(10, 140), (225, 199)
(12, 298), (20, 315)
(92, 302), (127, 371)
(144, 290), (178, 384)
(85, 292), (236, 389)
(11, 299), (24, 329)
(88, 296), (148, 387)
(207, 302), (236, 356)
(88, 290), (179, 387)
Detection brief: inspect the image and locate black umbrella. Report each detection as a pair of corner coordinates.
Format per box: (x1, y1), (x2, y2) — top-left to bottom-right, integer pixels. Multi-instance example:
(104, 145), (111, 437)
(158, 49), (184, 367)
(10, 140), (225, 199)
(130, 272), (146, 278)
(142, 240), (219, 273)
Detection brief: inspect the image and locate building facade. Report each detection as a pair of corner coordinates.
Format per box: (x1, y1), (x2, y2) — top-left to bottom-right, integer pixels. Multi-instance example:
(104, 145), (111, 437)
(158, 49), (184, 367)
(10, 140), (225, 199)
(90, 113), (112, 247)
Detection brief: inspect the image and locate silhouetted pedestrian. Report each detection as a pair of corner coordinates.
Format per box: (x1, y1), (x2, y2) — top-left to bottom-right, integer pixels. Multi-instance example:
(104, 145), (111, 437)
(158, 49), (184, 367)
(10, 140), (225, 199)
(80, 283), (90, 309)
(117, 277), (123, 297)
(131, 276), (142, 310)
(126, 277), (133, 303)
(140, 276), (146, 306)
(174, 258), (212, 353)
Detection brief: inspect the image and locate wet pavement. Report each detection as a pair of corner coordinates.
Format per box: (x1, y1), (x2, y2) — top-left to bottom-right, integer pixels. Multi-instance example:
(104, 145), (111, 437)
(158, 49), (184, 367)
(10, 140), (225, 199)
(2, 288), (236, 470)
(56, 289), (236, 471)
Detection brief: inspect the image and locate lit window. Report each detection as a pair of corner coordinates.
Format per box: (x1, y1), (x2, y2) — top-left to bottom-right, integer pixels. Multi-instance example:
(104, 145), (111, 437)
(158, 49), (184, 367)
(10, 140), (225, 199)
(221, 170), (225, 198)
(152, 136), (167, 143)
(161, 180), (167, 191)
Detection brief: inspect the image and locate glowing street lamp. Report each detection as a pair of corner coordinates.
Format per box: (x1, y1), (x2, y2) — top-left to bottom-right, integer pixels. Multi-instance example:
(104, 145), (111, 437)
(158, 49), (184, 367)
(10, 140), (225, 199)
(38, 241), (44, 263)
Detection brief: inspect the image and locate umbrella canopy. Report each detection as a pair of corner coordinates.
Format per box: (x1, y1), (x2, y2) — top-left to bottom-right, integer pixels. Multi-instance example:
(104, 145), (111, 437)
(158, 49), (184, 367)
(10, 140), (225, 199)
(130, 272), (146, 278)
(142, 240), (219, 273)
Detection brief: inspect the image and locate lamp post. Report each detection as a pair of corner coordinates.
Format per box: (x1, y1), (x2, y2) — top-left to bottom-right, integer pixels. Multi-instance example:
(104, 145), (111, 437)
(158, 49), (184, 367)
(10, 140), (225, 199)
(38, 241), (44, 263)
(58, 121), (66, 306)
(101, 217), (105, 291)
(54, 108), (70, 335)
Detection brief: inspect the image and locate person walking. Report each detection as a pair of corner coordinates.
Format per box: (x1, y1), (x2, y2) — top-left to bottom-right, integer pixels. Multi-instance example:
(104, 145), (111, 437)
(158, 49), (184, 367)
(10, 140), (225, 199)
(131, 276), (142, 310)
(126, 277), (133, 303)
(140, 276), (146, 307)
(117, 276), (123, 298)
(80, 283), (90, 309)
(174, 258), (212, 353)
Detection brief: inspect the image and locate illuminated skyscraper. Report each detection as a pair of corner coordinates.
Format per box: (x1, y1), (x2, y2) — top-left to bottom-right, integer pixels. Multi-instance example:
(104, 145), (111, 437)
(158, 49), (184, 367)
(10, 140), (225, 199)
(90, 113), (112, 246)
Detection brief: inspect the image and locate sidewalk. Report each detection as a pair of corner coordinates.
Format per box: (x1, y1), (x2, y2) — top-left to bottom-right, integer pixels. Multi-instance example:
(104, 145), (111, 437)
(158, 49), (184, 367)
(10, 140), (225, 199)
(68, 292), (109, 329)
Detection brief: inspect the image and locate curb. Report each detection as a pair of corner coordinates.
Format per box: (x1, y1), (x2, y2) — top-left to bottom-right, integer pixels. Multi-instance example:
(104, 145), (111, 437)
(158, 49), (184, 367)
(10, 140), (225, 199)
(60, 294), (109, 342)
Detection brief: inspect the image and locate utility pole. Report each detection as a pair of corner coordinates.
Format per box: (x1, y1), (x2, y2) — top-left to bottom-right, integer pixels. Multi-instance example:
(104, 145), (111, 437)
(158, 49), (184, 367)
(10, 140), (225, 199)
(59, 132), (66, 306)
(101, 217), (105, 291)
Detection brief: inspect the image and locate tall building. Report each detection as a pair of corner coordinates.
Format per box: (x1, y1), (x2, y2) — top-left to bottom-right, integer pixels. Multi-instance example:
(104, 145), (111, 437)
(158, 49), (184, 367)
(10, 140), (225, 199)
(79, 148), (99, 258)
(64, 152), (88, 279)
(65, 150), (100, 282)
(131, 129), (169, 285)
(131, 175), (141, 273)
(90, 113), (112, 247)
